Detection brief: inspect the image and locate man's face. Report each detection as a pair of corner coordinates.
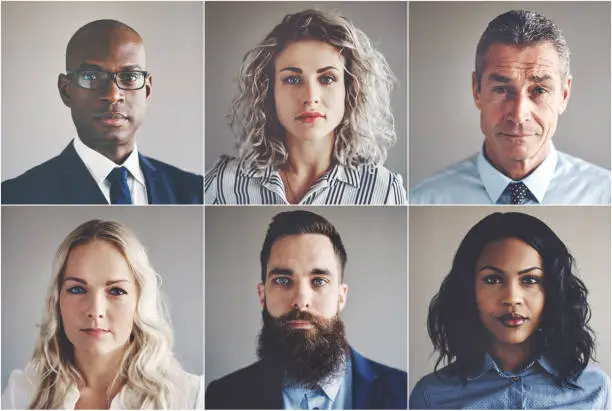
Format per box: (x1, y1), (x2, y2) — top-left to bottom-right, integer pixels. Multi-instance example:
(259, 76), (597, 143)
(257, 233), (347, 323)
(58, 28), (152, 152)
(473, 42), (571, 173)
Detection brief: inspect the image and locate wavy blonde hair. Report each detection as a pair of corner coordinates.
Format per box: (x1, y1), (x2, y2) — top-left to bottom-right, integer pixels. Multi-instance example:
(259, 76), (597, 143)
(232, 8), (396, 171)
(28, 220), (186, 409)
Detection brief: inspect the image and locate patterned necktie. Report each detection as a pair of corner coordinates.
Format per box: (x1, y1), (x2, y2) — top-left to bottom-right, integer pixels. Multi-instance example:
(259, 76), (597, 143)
(106, 167), (132, 204)
(507, 181), (530, 205)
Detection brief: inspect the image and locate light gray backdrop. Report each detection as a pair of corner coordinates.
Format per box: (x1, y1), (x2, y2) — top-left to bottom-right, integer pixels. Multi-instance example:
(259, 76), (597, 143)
(409, 206), (611, 392)
(409, 1), (611, 187)
(205, 2), (407, 187)
(1, 206), (204, 391)
(205, 206), (407, 387)
(1, 1), (203, 180)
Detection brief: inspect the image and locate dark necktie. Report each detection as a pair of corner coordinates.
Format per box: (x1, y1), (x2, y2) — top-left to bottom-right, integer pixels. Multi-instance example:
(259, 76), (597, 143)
(106, 167), (132, 204)
(507, 181), (530, 205)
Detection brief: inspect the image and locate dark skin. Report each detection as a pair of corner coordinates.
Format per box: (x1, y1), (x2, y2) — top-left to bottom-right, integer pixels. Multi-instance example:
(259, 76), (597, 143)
(58, 25), (152, 164)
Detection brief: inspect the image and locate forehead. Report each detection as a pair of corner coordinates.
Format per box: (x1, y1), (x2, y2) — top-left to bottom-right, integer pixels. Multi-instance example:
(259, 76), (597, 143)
(67, 28), (146, 70)
(267, 233), (341, 276)
(274, 39), (345, 72)
(64, 240), (134, 282)
(476, 237), (543, 271)
(482, 42), (562, 81)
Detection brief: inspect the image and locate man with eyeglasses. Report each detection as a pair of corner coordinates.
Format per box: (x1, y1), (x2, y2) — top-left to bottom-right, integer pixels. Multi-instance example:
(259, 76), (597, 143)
(2, 19), (203, 204)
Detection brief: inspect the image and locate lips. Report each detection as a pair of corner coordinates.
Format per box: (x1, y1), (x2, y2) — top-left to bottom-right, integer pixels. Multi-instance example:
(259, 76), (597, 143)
(497, 313), (528, 327)
(296, 112), (325, 123)
(286, 320), (313, 329)
(94, 112), (128, 127)
(81, 328), (111, 336)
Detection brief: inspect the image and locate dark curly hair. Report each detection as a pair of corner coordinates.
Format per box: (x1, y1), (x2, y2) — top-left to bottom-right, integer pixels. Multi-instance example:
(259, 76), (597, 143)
(428, 212), (594, 384)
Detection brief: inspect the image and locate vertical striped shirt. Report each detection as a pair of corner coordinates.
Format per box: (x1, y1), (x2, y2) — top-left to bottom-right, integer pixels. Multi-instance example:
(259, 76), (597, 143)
(205, 155), (407, 205)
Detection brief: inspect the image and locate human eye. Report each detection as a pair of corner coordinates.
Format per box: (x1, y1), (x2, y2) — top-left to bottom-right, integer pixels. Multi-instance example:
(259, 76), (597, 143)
(79, 70), (100, 81)
(532, 86), (548, 95)
(482, 274), (502, 285)
(271, 276), (291, 287)
(521, 275), (541, 285)
(281, 75), (301, 85)
(492, 85), (507, 94)
(66, 285), (86, 294)
(109, 287), (128, 296)
(118, 71), (142, 84)
(312, 277), (329, 288)
(319, 74), (337, 86)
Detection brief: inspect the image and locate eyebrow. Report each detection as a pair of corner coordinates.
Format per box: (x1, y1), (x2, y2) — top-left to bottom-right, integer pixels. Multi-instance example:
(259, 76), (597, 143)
(63, 276), (130, 285)
(488, 73), (554, 84)
(268, 267), (333, 276)
(279, 66), (340, 74)
(77, 63), (144, 71)
(478, 265), (543, 275)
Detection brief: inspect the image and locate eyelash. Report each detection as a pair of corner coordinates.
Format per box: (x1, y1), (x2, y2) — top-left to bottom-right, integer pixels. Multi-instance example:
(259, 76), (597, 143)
(482, 274), (542, 285)
(281, 74), (337, 86)
(491, 86), (548, 96)
(270, 277), (329, 288)
(66, 286), (128, 296)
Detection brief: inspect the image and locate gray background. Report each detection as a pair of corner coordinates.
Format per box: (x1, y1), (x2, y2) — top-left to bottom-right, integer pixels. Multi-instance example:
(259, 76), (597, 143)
(1, 206), (204, 391)
(409, 206), (612, 392)
(205, 206), (407, 387)
(1, 1), (203, 180)
(205, 2), (407, 186)
(409, 1), (611, 187)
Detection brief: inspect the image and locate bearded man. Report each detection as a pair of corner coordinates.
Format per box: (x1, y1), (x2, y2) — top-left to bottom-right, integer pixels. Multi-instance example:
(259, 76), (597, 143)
(205, 210), (407, 409)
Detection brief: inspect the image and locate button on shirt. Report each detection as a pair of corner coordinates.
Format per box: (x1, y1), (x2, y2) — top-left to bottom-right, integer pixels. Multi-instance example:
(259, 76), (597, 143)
(73, 137), (148, 204)
(205, 155), (407, 205)
(282, 358), (352, 410)
(409, 353), (611, 409)
(410, 143), (611, 204)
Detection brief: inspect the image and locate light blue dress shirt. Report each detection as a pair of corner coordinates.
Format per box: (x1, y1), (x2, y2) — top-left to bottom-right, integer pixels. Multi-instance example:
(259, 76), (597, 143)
(410, 144), (611, 204)
(282, 358), (352, 410)
(410, 353), (611, 409)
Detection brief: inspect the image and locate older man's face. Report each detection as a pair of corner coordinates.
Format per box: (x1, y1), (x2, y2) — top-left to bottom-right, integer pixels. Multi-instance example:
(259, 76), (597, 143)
(472, 42), (571, 175)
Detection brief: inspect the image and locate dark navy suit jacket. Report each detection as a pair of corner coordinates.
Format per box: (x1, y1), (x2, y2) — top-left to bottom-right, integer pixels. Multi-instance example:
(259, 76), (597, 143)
(1, 142), (203, 204)
(205, 348), (407, 409)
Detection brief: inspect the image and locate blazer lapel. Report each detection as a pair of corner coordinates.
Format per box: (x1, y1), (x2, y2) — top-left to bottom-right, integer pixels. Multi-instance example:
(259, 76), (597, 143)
(58, 143), (107, 204)
(351, 348), (382, 409)
(139, 154), (172, 204)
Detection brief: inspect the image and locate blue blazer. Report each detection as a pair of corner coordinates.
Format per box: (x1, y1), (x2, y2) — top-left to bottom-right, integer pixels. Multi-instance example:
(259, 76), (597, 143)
(205, 348), (407, 409)
(1, 142), (203, 204)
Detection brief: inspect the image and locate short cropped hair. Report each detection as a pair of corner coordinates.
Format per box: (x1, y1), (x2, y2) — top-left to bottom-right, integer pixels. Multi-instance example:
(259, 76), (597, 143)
(232, 9), (396, 171)
(475, 10), (570, 90)
(260, 210), (347, 283)
(428, 212), (594, 384)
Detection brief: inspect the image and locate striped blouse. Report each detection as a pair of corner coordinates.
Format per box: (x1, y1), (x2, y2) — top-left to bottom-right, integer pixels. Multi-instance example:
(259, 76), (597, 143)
(205, 156), (407, 205)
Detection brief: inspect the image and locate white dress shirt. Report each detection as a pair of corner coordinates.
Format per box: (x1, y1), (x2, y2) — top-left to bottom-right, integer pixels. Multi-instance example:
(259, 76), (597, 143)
(1, 364), (204, 409)
(73, 137), (148, 205)
(410, 143), (611, 204)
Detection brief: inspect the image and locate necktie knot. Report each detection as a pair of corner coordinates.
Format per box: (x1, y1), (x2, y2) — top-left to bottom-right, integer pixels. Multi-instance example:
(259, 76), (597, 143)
(507, 181), (530, 205)
(106, 167), (132, 204)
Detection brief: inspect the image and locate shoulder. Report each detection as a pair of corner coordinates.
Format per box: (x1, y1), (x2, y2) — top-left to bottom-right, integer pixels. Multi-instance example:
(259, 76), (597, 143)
(206, 361), (265, 392)
(1, 366), (38, 409)
(556, 151), (611, 181)
(205, 361), (272, 409)
(169, 370), (204, 410)
(409, 364), (463, 409)
(204, 155), (248, 204)
(574, 363), (611, 388)
(2, 153), (68, 204)
(140, 154), (203, 183)
(351, 351), (407, 408)
(410, 155), (481, 204)
(344, 163), (407, 204)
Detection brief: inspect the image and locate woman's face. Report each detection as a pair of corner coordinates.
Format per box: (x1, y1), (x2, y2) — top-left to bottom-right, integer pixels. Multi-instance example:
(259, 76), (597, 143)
(59, 240), (138, 359)
(273, 39), (346, 146)
(474, 237), (545, 351)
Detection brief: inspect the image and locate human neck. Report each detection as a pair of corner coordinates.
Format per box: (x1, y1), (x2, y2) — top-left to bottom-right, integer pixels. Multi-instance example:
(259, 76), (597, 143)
(74, 348), (125, 391)
(488, 341), (532, 373)
(283, 134), (333, 179)
(484, 141), (550, 180)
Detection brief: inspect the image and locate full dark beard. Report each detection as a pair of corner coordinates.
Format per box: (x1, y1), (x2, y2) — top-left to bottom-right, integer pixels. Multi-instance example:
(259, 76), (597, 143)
(257, 307), (349, 388)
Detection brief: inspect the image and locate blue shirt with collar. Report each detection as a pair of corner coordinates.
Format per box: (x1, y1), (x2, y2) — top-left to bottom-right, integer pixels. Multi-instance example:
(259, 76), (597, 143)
(282, 357), (352, 410)
(410, 143), (611, 204)
(410, 353), (611, 409)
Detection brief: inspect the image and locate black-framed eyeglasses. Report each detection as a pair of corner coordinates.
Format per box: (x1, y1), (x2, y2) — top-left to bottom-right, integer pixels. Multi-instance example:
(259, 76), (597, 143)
(67, 69), (149, 90)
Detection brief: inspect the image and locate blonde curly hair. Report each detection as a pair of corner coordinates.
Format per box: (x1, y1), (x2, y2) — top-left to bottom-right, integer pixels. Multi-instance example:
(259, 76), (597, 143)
(28, 220), (186, 409)
(232, 8), (396, 171)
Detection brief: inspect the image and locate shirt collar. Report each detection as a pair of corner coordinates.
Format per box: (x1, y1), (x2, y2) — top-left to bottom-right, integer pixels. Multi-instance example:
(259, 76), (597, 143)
(73, 136), (145, 186)
(477, 142), (558, 203)
(283, 355), (350, 404)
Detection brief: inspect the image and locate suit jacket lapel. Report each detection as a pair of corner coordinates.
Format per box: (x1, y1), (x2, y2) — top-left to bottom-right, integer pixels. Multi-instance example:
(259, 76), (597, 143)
(139, 154), (172, 204)
(351, 348), (382, 409)
(58, 143), (107, 204)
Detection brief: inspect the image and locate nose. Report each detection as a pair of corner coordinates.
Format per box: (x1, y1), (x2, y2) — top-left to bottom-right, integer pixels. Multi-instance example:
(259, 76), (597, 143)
(291, 279), (312, 311)
(302, 78), (320, 106)
(100, 76), (125, 103)
(86, 291), (106, 319)
(502, 280), (523, 307)
(506, 90), (531, 124)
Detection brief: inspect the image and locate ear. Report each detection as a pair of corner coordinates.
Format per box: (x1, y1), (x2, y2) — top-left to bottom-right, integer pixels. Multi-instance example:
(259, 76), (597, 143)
(145, 74), (153, 102)
(257, 282), (265, 308)
(338, 283), (348, 311)
(472, 71), (481, 110)
(559, 75), (572, 115)
(58, 73), (72, 107)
